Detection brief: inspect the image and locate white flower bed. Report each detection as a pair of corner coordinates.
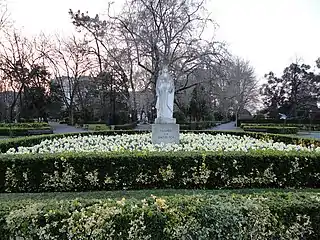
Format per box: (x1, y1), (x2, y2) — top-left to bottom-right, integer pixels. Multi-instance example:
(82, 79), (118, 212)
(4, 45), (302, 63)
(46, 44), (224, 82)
(3, 133), (319, 155)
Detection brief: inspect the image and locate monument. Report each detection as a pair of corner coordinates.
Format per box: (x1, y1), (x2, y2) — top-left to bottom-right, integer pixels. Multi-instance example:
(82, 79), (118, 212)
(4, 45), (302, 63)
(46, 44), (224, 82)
(152, 65), (180, 144)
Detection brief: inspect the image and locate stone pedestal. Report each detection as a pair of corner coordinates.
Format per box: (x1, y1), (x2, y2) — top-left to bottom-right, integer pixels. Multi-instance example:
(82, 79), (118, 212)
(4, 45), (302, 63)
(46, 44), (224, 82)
(154, 117), (176, 124)
(152, 121), (179, 145)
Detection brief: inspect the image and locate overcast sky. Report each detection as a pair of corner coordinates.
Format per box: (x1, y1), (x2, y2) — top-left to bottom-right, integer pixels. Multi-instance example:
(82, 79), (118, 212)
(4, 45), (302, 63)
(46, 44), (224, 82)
(6, 0), (320, 82)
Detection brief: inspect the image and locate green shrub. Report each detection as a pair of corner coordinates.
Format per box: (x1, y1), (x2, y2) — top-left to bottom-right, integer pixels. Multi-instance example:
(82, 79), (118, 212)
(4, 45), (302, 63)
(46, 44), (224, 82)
(243, 125), (298, 134)
(238, 118), (320, 126)
(0, 191), (319, 239)
(241, 123), (320, 131)
(0, 127), (52, 136)
(113, 122), (137, 130)
(0, 150), (319, 193)
(0, 123), (49, 128)
(180, 121), (216, 130)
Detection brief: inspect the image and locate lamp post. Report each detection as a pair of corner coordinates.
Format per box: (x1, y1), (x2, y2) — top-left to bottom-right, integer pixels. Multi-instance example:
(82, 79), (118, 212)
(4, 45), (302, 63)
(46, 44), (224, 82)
(309, 110), (312, 133)
(151, 106), (155, 123)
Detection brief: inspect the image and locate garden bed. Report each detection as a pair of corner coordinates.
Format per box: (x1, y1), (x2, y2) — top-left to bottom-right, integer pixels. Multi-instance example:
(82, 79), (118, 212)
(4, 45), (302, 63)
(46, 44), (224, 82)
(1, 132), (319, 192)
(1, 130), (319, 238)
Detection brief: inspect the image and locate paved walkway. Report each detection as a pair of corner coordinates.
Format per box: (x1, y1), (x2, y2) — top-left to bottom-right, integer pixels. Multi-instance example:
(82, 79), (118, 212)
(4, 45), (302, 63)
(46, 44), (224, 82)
(209, 121), (239, 131)
(49, 122), (88, 134)
(297, 131), (320, 139)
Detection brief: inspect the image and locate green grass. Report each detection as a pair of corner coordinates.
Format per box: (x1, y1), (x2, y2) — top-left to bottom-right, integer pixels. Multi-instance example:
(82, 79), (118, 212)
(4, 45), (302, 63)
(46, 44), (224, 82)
(1, 188), (319, 203)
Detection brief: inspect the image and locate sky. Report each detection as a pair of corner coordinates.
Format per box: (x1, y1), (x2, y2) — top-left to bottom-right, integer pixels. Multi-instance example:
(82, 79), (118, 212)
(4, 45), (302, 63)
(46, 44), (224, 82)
(5, 0), (320, 83)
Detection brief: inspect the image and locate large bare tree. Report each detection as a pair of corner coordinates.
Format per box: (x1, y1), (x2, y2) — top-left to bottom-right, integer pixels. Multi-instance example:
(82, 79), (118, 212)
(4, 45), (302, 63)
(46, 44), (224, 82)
(70, 0), (227, 114)
(0, 30), (49, 121)
(40, 35), (93, 124)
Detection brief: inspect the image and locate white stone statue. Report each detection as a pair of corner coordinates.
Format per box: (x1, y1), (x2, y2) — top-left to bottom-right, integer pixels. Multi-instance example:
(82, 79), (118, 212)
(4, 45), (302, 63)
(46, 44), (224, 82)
(155, 65), (175, 122)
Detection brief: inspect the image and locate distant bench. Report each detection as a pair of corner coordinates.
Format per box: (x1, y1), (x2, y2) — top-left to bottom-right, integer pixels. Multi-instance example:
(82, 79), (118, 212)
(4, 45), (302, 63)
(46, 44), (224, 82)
(27, 129), (53, 136)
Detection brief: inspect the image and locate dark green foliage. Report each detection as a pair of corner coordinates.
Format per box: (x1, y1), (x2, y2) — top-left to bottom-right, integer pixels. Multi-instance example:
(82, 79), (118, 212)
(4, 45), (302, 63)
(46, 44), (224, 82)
(0, 123), (51, 136)
(243, 125), (298, 134)
(260, 63), (319, 118)
(0, 123), (49, 128)
(0, 191), (319, 239)
(241, 123), (320, 131)
(0, 150), (319, 193)
(189, 85), (211, 121)
(237, 118), (320, 126)
(0, 127), (52, 136)
(180, 121), (216, 130)
(113, 122), (137, 130)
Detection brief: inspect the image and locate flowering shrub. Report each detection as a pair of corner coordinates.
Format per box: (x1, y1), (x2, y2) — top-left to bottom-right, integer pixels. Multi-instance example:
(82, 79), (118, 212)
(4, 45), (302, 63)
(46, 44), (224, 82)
(0, 192), (319, 239)
(4, 133), (319, 155)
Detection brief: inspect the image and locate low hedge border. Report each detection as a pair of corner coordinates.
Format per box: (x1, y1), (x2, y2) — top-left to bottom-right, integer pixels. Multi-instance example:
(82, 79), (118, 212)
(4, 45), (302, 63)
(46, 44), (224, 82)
(241, 123), (320, 131)
(0, 151), (319, 193)
(0, 191), (319, 239)
(180, 121), (216, 130)
(0, 123), (49, 128)
(238, 119), (320, 126)
(113, 122), (137, 130)
(0, 127), (53, 136)
(243, 125), (298, 134)
(0, 130), (319, 154)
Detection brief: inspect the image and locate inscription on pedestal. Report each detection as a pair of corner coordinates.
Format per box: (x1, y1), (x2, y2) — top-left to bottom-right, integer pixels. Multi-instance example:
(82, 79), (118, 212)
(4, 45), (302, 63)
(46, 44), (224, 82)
(152, 123), (179, 144)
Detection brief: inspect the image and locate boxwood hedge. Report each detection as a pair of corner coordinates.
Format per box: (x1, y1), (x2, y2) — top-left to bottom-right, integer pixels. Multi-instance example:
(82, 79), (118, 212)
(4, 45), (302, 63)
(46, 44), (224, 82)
(241, 123), (320, 131)
(0, 150), (319, 193)
(0, 191), (319, 239)
(243, 125), (298, 134)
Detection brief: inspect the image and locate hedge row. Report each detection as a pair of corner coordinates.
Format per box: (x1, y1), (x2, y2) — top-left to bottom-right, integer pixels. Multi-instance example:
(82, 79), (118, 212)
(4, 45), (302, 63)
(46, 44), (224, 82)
(243, 125), (298, 134)
(1, 150), (319, 193)
(0, 191), (319, 239)
(241, 123), (320, 131)
(180, 121), (216, 130)
(0, 122), (49, 128)
(0, 127), (53, 136)
(0, 130), (319, 153)
(113, 122), (137, 130)
(238, 118), (320, 126)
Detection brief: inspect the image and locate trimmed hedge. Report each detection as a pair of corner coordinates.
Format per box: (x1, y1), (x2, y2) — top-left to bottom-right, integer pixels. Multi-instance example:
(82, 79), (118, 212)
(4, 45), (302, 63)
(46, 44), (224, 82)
(238, 118), (320, 126)
(0, 123), (51, 136)
(243, 125), (298, 134)
(0, 127), (52, 136)
(0, 150), (319, 193)
(180, 121), (216, 130)
(241, 123), (320, 131)
(0, 191), (319, 239)
(113, 122), (137, 130)
(0, 122), (49, 128)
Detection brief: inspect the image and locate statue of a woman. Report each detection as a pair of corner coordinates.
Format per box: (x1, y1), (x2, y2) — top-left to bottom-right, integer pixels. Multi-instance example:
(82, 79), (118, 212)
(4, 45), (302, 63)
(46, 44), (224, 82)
(155, 65), (174, 120)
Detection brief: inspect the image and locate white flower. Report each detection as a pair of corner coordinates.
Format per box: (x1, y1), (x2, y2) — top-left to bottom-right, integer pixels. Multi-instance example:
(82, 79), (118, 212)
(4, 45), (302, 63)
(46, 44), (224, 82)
(2, 133), (318, 155)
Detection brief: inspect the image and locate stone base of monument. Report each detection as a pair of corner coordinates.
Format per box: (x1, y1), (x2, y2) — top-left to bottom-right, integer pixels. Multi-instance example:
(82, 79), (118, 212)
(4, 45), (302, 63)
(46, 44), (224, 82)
(154, 117), (176, 124)
(152, 118), (179, 145)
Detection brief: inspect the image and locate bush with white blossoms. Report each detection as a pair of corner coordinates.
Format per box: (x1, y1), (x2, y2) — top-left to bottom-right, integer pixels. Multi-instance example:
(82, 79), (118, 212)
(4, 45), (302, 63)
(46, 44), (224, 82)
(4, 133), (320, 155)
